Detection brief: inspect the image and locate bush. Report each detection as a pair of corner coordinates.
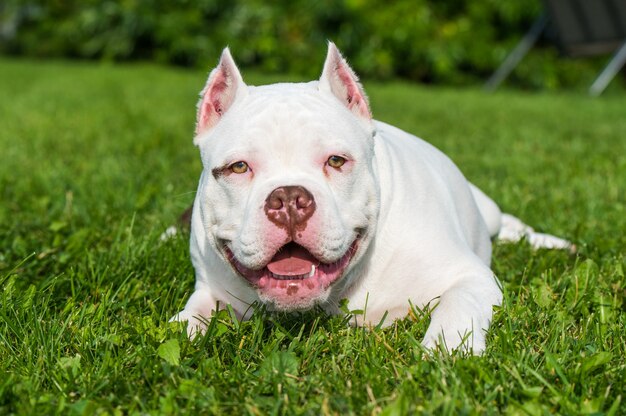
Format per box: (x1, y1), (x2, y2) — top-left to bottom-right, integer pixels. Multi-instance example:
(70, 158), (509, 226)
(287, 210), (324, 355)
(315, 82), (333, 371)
(0, 0), (608, 88)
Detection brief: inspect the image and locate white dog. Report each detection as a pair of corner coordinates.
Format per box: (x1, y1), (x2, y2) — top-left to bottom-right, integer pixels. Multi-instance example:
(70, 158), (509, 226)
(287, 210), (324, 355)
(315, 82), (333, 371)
(171, 43), (571, 354)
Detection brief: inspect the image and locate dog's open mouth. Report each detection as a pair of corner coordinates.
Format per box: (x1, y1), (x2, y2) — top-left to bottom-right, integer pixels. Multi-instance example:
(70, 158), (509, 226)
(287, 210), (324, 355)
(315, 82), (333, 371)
(265, 243), (321, 280)
(225, 240), (359, 309)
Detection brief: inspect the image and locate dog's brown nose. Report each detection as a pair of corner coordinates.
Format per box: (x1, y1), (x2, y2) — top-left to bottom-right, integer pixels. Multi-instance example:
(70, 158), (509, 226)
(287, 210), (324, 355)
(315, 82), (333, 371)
(265, 186), (316, 232)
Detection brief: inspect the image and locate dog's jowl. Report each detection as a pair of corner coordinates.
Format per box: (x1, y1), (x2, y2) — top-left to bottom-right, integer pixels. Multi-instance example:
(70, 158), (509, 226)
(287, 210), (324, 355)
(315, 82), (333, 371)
(171, 43), (571, 354)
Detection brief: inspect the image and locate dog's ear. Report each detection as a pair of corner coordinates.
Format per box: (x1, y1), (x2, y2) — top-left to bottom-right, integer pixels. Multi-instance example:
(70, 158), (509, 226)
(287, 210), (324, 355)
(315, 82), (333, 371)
(319, 42), (372, 122)
(195, 48), (247, 143)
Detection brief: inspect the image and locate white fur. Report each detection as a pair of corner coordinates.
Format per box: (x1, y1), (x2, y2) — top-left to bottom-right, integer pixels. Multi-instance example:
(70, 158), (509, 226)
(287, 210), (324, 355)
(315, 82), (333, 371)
(171, 44), (571, 355)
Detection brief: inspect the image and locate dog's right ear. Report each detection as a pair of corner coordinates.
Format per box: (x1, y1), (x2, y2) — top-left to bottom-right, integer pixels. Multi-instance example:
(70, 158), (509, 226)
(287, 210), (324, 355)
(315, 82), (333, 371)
(194, 48), (247, 145)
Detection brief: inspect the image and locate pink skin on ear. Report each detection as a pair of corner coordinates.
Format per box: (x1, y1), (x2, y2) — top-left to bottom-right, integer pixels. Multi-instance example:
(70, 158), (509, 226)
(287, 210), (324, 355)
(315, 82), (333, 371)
(336, 64), (371, 119)
(197, 70), (228, 135)
(320, 42), (372, 121)
(195, 49), (245, 137)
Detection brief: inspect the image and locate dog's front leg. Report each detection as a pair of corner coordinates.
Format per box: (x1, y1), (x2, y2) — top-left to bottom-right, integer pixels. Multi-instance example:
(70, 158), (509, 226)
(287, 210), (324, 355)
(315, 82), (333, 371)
(421, 277), (502, 355)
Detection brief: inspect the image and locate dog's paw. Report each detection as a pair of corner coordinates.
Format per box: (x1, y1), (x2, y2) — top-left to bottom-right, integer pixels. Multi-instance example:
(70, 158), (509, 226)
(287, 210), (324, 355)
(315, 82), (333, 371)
(171, 288), (221, 338)
(169, 310), (209, 339)
(420, 283), (496, 356)
(422, 326), (486, 356)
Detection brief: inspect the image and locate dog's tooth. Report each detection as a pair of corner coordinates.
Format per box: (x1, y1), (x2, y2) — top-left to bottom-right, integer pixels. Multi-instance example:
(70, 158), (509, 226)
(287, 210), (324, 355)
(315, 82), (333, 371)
(271, 271), (294, 280)
(268, 269), (321, 280)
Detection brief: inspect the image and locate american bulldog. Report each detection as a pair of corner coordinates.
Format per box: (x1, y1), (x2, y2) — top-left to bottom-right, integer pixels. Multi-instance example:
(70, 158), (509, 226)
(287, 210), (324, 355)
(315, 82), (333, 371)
(170, 43), (571, 354)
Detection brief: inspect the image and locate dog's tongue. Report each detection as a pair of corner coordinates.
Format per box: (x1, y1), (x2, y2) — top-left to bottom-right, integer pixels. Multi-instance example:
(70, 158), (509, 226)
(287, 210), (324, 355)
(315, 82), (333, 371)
(267, 245), (320, 276)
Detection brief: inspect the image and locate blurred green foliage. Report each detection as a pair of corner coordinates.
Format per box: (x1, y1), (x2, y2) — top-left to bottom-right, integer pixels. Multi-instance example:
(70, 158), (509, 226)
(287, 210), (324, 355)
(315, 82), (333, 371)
(0, 0), (607, 88)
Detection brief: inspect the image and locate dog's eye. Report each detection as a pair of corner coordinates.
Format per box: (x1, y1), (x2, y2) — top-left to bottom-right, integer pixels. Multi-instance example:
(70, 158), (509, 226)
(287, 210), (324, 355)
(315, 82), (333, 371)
(229, 161), (249, 174)
(327, 155), (346, 169)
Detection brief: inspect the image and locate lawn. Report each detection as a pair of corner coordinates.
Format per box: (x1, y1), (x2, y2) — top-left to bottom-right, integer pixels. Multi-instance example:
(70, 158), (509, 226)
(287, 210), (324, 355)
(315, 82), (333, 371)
(0, 58), (625, 415)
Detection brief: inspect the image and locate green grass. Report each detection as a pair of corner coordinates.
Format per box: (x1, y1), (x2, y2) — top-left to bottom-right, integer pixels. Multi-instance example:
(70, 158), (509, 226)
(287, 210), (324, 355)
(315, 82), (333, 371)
(1, 57), (625, 415)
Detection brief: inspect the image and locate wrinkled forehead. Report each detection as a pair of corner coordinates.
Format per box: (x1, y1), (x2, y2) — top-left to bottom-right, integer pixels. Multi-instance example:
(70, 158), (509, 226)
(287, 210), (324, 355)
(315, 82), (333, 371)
(244, 83), (334, 137)
(202, 82), (372, 159)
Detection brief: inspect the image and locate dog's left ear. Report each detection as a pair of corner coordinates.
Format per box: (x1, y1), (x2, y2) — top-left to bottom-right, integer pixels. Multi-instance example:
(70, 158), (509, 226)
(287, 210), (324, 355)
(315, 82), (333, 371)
(319, 42), (372, 123)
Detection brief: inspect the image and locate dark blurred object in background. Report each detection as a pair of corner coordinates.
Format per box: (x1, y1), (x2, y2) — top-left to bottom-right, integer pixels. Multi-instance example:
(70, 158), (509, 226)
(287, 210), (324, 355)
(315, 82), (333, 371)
(486, 0), (626, 95)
